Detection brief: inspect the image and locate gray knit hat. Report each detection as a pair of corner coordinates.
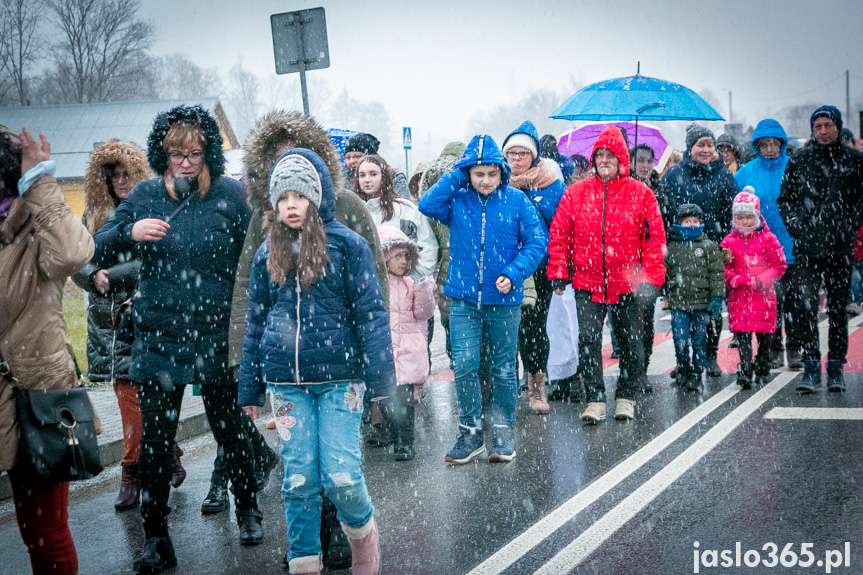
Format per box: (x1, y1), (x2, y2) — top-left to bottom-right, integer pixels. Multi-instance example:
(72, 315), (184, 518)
(685, 123), (715, 151)
(269, 154), (322, 210)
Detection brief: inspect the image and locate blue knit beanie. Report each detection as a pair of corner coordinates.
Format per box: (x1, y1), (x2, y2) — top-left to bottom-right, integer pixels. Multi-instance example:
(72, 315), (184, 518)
(810, 105), (842, 132)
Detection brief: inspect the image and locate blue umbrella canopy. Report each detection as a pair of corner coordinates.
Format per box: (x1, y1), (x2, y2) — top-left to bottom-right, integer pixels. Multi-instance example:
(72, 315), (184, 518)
(551, 74), (724, 122)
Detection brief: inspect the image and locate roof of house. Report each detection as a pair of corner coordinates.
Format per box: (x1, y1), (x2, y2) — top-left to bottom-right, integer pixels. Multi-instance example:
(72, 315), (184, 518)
(1, 98), (239, 179)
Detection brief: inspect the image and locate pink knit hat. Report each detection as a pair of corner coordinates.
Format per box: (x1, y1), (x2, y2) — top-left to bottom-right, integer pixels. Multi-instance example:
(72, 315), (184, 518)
(732, 187), (761, 217)
(377, 225), (419, 273)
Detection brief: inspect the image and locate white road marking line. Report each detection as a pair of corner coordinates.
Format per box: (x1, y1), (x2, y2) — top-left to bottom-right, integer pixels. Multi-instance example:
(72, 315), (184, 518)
(466, 383), (740, 575)
(533, 372), (795, 575)
(765, 407), (863, 420)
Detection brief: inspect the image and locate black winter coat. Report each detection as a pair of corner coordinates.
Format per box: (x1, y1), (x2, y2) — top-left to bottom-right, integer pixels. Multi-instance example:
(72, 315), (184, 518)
(778, 140), (863, 258)
(93, 176), (250, 386)
(73, 252), (140, 382)
(657, 154), (739, 243)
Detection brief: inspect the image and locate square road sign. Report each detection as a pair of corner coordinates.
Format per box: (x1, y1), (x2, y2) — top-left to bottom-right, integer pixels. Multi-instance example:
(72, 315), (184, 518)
(271, 8), (330, 75)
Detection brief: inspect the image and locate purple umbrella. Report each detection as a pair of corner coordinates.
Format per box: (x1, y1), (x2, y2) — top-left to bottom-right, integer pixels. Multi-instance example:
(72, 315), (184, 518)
(557, 122), (670, 167)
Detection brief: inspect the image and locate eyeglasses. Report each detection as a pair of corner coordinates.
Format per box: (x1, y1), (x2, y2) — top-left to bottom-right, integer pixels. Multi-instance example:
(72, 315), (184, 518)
(505, 150), (532, 160)
(110, 170), (130, 182)
(757, 139), (781, 150)
(168, 150), (204, 165)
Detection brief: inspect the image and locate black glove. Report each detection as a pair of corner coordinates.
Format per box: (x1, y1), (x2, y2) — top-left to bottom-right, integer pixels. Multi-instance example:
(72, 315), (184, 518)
(551, 279), (569, 292)
(637, 282), (658, 301)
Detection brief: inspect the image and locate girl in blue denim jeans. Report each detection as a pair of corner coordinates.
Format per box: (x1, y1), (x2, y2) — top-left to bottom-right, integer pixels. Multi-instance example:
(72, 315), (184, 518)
(238, 149), (396, 575)
(419, 134), (547, 464)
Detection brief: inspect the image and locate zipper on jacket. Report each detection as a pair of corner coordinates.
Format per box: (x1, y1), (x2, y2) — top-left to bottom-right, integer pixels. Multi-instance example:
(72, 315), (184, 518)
(743, 236), (749, 329)
(477, 195), (488, 308)
(601, 180), (609, 302)
(294, 274), (301, 385)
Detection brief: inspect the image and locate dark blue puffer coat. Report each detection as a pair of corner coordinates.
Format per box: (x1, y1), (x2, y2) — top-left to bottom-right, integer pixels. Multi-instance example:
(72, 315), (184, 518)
(92, 175), (250, 387)
(418, 134), (548, 306)
(238, 149), (396, 407)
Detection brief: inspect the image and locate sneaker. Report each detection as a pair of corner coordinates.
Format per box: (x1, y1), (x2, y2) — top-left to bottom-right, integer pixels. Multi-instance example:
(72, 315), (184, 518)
(614, 398), (635, 420)
(488, 425), (515, 462)
(581, 402), (606, 423)
(445, 426), (485, 464)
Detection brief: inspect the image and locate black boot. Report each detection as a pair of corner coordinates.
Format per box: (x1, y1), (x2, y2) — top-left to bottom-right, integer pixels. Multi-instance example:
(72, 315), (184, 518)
(796, 360), (822, 394)
(736, 364), (753, 390)
(236, 508), (263, 546)
(827, 359), (845, 392)
(201, 474), (229, 514)
(170, 443), (186, 489)
(787, 351), (804, 371)
(255, 444), (279, 491)
(684, 366), (702, 392)
(321, 495), (351, 569)
(754, 354), (771, 384)
(115, 464), (140, 511)
(133, 536), (177, 574)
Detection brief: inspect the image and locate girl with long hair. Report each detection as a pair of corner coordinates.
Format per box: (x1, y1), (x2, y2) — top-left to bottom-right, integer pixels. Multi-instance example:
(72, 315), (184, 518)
(239, 149), (395, 575)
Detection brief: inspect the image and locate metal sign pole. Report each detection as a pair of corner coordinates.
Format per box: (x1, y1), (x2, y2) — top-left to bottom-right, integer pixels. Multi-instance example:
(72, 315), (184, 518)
(294, 16), (310, 115)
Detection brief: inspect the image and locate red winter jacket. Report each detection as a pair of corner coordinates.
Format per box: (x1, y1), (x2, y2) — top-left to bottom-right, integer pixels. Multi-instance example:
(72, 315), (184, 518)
(546, 126), (666, 304)
(720, 220), (787, 334)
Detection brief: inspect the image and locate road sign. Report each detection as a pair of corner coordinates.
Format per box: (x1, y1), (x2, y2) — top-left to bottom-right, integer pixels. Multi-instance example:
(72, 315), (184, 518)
(271, 7), (330, 115)
(403, 127), (412, 150)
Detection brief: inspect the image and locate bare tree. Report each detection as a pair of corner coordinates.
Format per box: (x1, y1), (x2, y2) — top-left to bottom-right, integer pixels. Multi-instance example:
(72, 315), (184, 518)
(46, 0), (155, 103)
(324, 89), (396, 160)
(466, 89), (573, 143)
(152, 53), (224, 100)
(224, 60), (262, 143)
(0, 0), (45, 106)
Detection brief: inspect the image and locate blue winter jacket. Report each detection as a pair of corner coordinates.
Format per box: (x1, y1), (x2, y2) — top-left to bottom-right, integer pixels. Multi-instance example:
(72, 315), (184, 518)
(503, 121), (567, 230)
(418, 134), (548, 306)
(238, 149), (396, 407)
(734, 119), (794, 264)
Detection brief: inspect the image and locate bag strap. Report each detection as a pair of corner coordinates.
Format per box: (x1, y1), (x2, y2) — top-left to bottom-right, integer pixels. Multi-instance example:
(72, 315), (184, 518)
(165, 188), (196, 224)
(0, 349), (18, 384)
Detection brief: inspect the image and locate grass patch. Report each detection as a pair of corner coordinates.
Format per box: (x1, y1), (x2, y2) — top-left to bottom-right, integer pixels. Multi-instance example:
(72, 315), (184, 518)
(63, 279), (89, 377)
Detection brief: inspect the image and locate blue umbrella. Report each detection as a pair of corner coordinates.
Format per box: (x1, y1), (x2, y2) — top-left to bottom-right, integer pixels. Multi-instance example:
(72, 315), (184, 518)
(550, 71), (724, 123)
(326, 128), (357, 161)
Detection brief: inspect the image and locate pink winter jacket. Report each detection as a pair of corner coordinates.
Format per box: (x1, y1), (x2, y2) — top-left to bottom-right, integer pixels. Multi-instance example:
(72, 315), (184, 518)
(388, 273), (437, 385)
(720, 220), (787, 333)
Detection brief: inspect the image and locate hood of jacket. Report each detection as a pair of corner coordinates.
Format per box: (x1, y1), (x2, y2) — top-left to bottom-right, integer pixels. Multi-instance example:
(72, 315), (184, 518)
(589, 125), (631, 179)
(84, 140), (152, 234)
(270, 148), (336, 224)
(454, 134), (511, 188)
(244, 110), (345, 215)
(503, 120), (542, 167)
(147, 104), (224, 178)
(420, 141), (466, 194)
(377, 225), (419, 276)
(751, 118), (788, 169)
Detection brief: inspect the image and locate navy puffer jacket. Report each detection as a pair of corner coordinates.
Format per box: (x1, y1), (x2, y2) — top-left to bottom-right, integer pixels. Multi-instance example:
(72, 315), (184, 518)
(238, 149), (396, 407)
(418, 134), (548, 306)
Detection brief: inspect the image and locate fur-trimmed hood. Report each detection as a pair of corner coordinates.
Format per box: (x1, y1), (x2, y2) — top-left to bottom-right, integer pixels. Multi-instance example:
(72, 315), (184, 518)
(243, 110), (345, 214)
(377, 225), (419, 276)
(84, 140), (152, 234)
(147, 104), (224, 178)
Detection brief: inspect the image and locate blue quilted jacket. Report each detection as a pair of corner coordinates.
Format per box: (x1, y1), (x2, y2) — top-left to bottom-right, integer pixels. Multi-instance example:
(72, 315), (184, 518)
(418, 134), (548, 306)
(238, 149), (396, 407)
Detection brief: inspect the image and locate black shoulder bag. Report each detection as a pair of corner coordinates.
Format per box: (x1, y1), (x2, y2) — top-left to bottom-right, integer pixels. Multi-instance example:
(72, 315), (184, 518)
(1, 352), (103, 482)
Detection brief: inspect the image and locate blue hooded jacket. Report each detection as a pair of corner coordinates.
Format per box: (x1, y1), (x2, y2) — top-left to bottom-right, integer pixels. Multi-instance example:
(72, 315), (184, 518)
(735, 119), (794, 263)
(502, 121), (567, 229)
(238, 148), (396, 407)
(418, 134), (548, 306)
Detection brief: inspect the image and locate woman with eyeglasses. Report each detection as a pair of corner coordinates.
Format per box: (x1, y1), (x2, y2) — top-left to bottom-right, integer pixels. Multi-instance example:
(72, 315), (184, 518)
(73, 141), (187, 514)
(93, 106), (260, 574)
(501, 121), (566, 415)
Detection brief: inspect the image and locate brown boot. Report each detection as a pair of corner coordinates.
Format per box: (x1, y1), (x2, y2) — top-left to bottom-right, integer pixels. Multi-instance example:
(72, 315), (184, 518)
(114, 464), (140, 511)
(528, 372), (550, 414)
(171, 443), (186, 489)
(341, 517), (381, 575)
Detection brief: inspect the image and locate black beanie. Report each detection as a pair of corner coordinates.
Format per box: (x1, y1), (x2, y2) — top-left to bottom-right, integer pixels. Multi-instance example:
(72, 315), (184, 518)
(810, 105), (842, 132)
(676, 203), (703, 224)
(345, 132), (380, 155)
(685, 123), (715, 152)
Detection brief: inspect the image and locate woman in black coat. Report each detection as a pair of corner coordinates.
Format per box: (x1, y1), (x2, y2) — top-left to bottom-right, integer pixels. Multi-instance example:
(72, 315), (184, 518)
(93, 105), (260, 573)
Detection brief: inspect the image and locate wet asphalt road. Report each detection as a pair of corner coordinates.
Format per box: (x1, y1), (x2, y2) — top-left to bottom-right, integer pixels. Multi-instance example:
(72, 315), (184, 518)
(2, 314), (862, 574)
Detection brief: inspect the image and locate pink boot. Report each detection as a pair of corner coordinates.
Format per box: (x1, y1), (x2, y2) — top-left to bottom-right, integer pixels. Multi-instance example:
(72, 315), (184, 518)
(341, 517), (381, 575)
(287, 555), (321, 574)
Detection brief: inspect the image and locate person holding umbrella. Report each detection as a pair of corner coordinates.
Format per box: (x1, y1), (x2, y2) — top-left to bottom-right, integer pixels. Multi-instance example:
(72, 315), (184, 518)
(657, 123), (738, 377)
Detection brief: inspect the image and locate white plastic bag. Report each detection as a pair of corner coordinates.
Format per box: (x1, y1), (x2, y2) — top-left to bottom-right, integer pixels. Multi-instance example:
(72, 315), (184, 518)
(546, 285), (579, 380)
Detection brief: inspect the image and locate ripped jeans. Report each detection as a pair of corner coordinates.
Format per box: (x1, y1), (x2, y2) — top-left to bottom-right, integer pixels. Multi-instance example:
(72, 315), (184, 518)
(270, 382), (374, 562)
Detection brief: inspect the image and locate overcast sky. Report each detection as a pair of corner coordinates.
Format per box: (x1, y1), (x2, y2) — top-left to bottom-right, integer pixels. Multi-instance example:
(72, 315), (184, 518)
(140, 0), (862, 160)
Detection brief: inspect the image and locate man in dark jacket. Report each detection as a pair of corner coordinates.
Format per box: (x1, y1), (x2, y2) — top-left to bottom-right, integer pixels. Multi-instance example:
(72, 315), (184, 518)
(778, 105), (863, 393)
(658, 124), (738, 377)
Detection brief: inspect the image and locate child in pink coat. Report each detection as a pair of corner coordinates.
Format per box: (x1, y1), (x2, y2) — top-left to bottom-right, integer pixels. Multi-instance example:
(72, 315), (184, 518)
(720, 188), (787, 388)
(378, 226), (437, 461)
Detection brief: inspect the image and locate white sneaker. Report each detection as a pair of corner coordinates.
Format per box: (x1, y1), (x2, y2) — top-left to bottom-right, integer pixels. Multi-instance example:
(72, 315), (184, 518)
(581, 402), (606, 423)
(615, 398), (636, 420)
